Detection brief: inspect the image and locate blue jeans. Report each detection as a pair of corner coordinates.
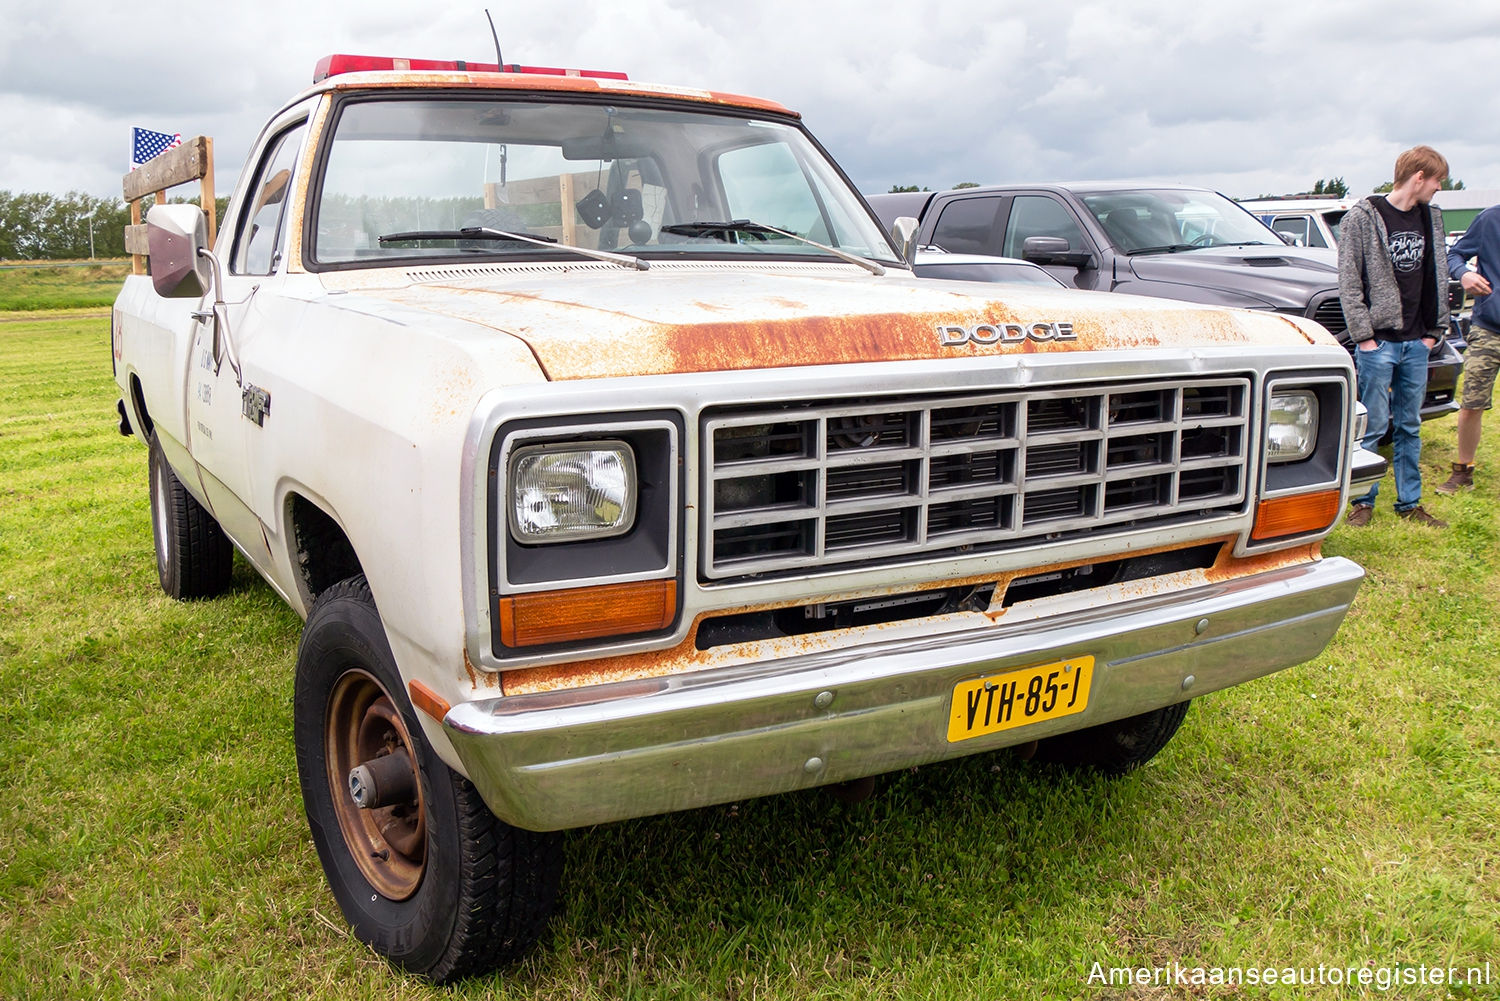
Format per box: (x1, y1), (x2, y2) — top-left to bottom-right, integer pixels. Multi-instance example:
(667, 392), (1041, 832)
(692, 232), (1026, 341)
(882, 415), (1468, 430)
(1352, 338), (1429, 511)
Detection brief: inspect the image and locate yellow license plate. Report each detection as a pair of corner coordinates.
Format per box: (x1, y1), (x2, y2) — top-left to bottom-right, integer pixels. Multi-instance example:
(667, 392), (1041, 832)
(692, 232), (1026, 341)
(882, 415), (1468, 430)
(946, 656), (1094, 742)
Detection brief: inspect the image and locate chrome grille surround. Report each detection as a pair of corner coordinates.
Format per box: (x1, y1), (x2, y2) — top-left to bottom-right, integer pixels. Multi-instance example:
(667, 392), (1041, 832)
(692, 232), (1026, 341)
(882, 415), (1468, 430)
(702, 378), (1251, 580)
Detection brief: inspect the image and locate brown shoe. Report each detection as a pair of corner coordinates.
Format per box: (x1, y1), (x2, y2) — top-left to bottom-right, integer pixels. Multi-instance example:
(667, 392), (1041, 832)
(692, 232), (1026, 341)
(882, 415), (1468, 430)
(1346, 503), (1374, 527)
(1397, 505), (1447, 528)
(1435, 462), (1474, 495)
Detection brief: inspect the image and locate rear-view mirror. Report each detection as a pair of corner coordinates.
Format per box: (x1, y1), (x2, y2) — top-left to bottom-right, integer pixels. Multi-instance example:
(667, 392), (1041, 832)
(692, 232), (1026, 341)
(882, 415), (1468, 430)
(146, 204), (212, 299)
(890, 217), (920, 264)
(1022, 236), (1093, 268)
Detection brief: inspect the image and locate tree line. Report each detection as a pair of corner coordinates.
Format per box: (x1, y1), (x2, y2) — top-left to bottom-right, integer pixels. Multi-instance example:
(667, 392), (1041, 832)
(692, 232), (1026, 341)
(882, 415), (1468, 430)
(0, 191), (230, 261)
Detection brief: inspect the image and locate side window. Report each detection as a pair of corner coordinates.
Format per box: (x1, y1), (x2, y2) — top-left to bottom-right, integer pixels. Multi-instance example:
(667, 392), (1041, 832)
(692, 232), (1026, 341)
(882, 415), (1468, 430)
(1003, 195), (1086, 258)
(233, 122), (307, 274)
(1271, 215), (1313, 247)
(931, 197), (1002, 254)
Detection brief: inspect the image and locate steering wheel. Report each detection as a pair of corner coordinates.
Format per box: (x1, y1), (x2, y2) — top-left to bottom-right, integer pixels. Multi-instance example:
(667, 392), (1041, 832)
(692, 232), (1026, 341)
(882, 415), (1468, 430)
(1190, 234), (1216, 247)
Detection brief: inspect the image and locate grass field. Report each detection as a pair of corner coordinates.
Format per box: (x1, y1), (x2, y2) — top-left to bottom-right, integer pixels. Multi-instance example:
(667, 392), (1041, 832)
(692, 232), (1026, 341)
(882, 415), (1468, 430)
(0, 260), (131, 311)
(1, 312), (1496, 1000)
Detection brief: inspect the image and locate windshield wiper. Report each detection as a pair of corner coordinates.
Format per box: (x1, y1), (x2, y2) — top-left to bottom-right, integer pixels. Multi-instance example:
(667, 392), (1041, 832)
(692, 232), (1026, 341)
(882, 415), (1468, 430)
(377, 227), (649, 271)
(659, 219), (886, 275)
(1128, 244), (1200, 256)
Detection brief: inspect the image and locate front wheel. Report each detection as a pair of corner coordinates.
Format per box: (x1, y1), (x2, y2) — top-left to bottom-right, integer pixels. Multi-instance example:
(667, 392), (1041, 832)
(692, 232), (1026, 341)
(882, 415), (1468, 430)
(1032, 701), (1190, 775)
(294, 576), (562, 982)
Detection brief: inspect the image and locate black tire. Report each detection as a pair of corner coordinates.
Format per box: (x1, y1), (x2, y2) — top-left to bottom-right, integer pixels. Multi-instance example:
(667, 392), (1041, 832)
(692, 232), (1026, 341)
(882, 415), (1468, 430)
(1032, 700), (1190, 775)
(294, 576), (562, 983)
(148, 439), (233, 600)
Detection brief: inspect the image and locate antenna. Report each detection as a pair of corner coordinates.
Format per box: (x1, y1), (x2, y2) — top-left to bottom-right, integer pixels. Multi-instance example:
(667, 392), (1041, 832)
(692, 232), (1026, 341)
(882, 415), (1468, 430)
(485, 9), (504, 69)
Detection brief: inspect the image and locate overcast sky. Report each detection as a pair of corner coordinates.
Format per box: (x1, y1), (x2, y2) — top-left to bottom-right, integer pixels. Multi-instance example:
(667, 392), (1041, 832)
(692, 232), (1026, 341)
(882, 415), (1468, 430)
(6, 0), (1500, 204)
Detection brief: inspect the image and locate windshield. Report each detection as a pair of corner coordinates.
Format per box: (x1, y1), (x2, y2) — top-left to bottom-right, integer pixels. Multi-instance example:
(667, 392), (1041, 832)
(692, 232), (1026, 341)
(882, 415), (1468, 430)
(310, 96), (898, 267)
(1079, 189), (1280, 254)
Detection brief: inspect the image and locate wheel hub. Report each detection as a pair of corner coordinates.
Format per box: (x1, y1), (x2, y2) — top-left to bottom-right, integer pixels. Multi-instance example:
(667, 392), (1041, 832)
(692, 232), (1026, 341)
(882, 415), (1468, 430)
(325, 670), (426, 900)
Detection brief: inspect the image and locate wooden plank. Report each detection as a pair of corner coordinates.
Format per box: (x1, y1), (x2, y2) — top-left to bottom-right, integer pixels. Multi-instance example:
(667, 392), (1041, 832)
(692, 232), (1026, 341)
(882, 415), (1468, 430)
(559, 172), (576, 246)
(200, 137), (216, 245)
(122, 135), (212, 201)
(130, 201), (143, 275)
(124, 224), (150, 256)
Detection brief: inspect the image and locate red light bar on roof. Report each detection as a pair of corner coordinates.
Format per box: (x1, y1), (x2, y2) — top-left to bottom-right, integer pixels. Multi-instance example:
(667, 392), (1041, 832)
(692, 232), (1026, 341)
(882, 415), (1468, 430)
(313, 54), (629, 84)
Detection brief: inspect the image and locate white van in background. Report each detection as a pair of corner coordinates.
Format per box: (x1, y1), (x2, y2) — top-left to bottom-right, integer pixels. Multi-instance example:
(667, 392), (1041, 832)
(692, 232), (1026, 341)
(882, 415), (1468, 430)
(1239, 198), (1353, 249)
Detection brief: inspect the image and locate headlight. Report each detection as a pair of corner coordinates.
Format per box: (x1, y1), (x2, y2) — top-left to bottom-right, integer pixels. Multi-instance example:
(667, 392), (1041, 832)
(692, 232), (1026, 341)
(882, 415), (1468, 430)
(1267, 390), (1318, 463)
(1353, 401), (1369, 444)
(509, 441), (637, 542)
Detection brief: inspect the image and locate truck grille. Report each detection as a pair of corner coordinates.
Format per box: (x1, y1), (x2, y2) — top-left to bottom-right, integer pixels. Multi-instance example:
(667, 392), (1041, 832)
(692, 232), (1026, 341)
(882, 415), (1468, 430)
(702, 378), (1250, 579)
(1311, 297), (1347, 337)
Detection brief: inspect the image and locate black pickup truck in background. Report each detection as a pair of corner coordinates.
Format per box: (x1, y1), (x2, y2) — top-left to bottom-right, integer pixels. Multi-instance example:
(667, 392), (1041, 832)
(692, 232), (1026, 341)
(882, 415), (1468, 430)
(869, 183), (1462, 422)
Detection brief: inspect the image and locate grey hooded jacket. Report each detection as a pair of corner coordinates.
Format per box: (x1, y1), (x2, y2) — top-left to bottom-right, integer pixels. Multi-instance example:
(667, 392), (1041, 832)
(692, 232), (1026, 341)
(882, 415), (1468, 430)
(1337, 195), (1449, 343)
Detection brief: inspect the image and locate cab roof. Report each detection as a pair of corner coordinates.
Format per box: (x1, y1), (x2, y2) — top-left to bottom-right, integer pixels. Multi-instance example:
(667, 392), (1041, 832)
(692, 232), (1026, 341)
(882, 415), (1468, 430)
(299, 53), (797, 118)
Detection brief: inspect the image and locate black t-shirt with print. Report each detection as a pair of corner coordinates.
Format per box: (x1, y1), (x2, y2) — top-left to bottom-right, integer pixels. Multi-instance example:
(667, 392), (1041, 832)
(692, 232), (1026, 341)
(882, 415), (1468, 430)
(1372, 195), (1437, 341)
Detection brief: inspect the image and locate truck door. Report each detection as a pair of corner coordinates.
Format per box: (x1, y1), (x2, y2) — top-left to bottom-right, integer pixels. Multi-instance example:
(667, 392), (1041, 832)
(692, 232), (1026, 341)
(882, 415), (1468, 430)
(186, 120), (307, 565)
(999, 194), (1105, 290)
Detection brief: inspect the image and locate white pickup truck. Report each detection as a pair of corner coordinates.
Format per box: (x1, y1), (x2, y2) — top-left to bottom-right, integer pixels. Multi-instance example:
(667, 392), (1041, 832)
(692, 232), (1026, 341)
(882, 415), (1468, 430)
(112, 54), (1366, 981)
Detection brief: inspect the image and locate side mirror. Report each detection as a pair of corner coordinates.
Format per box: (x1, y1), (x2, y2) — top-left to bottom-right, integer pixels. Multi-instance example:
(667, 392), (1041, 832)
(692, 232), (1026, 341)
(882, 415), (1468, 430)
(146, 204), (212, 298)
(890, 217), (920, 265)
(1022, 236), (1094, 268)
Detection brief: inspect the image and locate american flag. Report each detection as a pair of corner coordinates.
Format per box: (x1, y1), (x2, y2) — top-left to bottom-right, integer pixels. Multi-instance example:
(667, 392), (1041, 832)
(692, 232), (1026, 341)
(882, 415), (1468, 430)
(131, 127), (182, 170)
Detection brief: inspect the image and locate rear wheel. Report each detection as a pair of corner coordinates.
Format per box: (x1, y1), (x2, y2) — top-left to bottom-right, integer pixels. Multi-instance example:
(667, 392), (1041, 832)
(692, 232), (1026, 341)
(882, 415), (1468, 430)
(294, 576), (562, 982)
(148, 439), (232, 599)
(1032, 701), (1190, 775)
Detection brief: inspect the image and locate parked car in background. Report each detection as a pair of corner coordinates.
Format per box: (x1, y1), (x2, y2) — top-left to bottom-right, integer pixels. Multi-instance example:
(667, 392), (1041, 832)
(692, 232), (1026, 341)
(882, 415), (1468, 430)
(1238, 197), (1352, 249)
(869, 183), (1462, 421)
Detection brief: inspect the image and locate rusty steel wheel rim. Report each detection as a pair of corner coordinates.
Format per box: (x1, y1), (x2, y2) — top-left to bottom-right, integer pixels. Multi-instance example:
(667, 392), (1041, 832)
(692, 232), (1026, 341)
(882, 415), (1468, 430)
(325, 669), (426, 900)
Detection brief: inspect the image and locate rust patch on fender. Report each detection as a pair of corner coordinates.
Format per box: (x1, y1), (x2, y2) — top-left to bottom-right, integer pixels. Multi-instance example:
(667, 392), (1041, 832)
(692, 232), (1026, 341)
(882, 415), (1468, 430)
(464, 648), (500, 689)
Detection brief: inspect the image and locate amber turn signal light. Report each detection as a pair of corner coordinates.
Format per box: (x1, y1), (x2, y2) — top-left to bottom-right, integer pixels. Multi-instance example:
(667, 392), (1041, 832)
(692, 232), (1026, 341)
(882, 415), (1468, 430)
(407, 679), (452, 724)
(1250, 488), (1342, 541)
(498, 579), (677, 647)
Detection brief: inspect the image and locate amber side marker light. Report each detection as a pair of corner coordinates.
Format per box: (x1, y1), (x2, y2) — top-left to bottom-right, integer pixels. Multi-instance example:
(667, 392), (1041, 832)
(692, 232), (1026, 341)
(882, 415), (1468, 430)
(498, 580), (677, 647)
(408, 680), (451, 724)
(1250, 489), (1343, 541)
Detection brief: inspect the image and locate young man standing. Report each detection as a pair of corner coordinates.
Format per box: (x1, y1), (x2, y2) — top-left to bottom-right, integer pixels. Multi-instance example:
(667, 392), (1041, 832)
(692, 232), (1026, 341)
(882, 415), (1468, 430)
(1338, 145), (1452, 528)
(1437, 204), (1499, 494)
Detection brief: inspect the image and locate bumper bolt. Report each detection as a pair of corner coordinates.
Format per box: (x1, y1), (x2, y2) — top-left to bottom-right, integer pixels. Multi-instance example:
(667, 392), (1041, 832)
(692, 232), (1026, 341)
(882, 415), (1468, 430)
(814, 690), (834, 710)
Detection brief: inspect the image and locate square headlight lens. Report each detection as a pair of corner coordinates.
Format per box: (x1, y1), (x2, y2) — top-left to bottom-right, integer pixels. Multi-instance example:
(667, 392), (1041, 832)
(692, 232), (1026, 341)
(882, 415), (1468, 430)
(509, 441), (637, 542)
(1268, 390), (1318, 463)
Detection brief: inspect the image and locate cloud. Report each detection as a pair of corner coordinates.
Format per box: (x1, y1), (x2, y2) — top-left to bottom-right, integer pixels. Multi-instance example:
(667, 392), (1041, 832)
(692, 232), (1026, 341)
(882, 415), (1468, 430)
(3, 0), (1499, 204)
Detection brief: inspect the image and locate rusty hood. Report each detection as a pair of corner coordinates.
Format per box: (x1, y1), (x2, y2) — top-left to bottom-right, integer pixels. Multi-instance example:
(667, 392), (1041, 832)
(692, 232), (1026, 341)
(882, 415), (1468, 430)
(337, 264), (1329, 380)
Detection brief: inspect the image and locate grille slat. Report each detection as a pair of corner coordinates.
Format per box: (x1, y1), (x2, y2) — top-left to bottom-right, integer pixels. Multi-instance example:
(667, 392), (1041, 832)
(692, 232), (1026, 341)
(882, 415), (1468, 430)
(704, 379), (1250, 577)
(1312, 298), (1347, 336)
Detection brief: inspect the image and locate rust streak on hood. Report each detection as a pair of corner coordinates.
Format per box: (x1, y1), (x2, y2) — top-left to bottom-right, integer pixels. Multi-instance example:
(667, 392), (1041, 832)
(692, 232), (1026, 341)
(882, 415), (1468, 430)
(349, 269), (1333, 381)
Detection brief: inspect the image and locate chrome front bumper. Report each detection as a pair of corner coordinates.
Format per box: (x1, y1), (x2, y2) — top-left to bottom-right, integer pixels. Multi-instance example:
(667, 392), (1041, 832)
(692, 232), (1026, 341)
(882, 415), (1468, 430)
(1349, 445), (1389, 492)
(445, 556), (1363, 831)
